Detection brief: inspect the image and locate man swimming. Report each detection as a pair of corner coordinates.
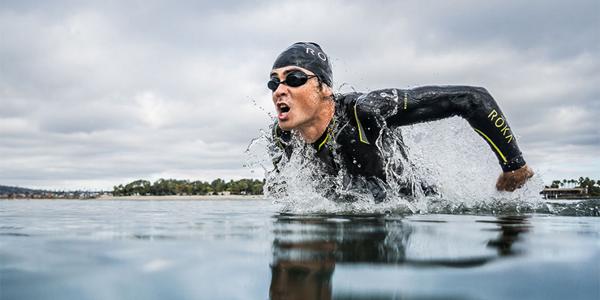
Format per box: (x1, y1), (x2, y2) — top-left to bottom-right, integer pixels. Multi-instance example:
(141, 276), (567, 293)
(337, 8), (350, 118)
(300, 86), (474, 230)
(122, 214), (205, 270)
(269, 42), (534, 202)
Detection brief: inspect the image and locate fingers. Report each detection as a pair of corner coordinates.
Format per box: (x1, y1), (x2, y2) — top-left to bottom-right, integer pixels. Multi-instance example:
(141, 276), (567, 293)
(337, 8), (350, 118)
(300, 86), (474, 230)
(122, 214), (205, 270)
(496, 176), (518, 192)
(496, 165), (534, 192)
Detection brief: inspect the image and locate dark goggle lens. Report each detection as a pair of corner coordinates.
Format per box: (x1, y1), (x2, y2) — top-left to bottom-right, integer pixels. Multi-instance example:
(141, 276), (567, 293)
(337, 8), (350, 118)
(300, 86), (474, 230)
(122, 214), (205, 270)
(267, 78), (280, 91)
(284, 72), (308, 87)
(267, 71), (312, 91)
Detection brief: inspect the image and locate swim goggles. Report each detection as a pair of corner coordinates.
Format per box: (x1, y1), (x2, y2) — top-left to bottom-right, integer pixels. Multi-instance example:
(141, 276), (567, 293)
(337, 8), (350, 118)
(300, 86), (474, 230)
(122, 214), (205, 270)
(267, 70), (318, 91)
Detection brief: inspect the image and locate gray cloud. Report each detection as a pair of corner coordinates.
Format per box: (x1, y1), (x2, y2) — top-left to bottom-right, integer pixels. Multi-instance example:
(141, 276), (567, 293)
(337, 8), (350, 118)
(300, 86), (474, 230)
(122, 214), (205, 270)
(0, 0), (598, 189)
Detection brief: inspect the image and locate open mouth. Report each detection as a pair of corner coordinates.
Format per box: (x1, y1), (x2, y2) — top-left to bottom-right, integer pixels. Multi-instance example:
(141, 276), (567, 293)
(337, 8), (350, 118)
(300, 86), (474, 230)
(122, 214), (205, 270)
(277, 103), (291, 120)
(278, 103), (290, 113)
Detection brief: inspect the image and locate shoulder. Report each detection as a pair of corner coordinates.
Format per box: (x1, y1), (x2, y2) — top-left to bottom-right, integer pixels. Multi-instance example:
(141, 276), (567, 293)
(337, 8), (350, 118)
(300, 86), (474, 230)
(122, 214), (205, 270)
(335, 89), (407, 119)
(271, 121), (291, 148)
(334, 92), (360, 109)
(353, 89), (404, 119)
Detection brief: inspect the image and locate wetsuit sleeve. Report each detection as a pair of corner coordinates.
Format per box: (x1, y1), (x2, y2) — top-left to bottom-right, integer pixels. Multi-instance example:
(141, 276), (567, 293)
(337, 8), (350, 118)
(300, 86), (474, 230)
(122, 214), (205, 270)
(356, 86), (526, 172)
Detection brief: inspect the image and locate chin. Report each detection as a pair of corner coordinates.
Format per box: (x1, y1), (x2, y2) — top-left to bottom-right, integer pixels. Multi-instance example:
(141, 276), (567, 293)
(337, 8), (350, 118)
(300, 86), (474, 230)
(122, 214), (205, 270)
(278, 122), (294, 131)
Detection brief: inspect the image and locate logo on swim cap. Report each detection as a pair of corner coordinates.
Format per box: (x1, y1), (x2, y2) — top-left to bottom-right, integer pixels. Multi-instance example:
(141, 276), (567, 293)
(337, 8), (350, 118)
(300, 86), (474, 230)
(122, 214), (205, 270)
(305, 47), (327, 62)
(272, 42), (333, 87)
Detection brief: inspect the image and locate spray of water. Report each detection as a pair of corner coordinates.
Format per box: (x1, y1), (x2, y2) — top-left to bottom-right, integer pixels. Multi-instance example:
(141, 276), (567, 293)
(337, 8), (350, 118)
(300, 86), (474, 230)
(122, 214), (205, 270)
(246, 98), (547, 215)
(399, 117), (545, 214)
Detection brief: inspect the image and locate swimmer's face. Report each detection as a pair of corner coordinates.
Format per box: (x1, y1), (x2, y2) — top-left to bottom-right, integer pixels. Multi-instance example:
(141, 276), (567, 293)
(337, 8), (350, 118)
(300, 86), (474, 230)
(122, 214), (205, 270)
(270, 66), (325, 131)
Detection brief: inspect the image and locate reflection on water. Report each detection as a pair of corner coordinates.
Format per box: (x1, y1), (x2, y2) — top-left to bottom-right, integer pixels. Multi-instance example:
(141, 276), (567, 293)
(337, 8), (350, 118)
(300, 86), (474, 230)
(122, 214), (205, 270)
(480, 216), (530, 256)
(0, 200), (599, 300)
(269, 215), (531, 300)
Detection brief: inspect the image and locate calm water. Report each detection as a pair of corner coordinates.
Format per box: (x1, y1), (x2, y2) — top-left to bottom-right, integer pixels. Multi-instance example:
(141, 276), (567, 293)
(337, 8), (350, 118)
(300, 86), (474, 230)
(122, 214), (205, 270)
(1, 199), (599, 300)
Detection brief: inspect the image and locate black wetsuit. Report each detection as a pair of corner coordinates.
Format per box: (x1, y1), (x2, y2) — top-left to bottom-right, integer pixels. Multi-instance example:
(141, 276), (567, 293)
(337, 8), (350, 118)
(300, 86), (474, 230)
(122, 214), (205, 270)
(272, 86), (526, 201)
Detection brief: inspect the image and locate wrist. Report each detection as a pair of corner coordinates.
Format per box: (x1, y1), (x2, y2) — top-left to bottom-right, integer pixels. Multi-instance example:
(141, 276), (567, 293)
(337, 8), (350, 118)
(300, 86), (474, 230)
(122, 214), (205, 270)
(501, 155), (526, 172)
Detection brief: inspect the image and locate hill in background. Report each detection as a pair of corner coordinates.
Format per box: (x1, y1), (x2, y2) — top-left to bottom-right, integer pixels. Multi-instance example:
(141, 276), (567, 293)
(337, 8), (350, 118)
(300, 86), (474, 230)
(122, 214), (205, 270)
(0, 185), (42, 194)
(0, 185), (103, 199)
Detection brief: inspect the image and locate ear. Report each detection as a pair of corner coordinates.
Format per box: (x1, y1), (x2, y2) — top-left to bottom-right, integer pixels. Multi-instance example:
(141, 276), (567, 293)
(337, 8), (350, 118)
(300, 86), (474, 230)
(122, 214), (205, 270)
(321, 84), (333, 100)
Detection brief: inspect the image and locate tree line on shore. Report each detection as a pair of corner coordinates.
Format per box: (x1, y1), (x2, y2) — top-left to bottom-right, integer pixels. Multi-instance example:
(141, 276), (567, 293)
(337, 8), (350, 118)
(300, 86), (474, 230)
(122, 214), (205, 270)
(548, 177), (600, 196)
(112, 178), (265, 196)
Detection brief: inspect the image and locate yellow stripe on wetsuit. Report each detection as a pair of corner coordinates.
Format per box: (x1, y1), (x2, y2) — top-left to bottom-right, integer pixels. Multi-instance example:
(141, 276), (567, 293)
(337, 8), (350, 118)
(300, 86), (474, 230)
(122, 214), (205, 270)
(473, 128), (507, 163)
(318, 133), (330, 150)
(353, 104), (370, 144)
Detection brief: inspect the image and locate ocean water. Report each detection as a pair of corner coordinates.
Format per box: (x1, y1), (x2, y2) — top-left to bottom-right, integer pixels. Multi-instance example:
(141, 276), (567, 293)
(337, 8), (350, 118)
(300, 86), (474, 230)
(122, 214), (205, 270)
(1, 198), (599, 300)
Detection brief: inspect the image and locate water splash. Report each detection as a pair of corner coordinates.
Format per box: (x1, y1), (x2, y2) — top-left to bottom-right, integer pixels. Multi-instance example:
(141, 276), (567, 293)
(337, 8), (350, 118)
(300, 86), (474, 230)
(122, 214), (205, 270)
(399, 117), (546, 212)
(247, 101), (551, 215)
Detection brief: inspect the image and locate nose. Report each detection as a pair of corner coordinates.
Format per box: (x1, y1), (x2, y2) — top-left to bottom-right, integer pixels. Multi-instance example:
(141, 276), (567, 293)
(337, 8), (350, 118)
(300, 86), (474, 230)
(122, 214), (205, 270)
(273, 82), (288, 98)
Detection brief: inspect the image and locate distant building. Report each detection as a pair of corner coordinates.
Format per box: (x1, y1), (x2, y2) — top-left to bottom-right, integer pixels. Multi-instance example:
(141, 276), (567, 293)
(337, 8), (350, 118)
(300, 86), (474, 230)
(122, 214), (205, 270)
(541, 187), (589, 199)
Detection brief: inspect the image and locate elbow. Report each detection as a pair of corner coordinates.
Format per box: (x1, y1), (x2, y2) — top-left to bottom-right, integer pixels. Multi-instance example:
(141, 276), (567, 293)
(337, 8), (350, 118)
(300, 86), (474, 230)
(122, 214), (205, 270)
(469, 86), (490, 95)
(463, 86), (495, 111)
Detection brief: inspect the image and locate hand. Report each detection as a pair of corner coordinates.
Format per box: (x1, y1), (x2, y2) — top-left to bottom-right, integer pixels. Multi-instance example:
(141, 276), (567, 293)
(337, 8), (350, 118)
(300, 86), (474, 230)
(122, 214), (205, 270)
(496, 165), (534, 192)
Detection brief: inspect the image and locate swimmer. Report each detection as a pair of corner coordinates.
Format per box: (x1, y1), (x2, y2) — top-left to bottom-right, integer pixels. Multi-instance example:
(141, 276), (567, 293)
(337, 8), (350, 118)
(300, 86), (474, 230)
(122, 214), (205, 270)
(269, 42), (534, 202)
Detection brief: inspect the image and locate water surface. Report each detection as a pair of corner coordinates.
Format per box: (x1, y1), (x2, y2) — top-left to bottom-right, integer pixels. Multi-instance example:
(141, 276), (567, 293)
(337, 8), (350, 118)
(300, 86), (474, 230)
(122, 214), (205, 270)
(1, 199), (599, 299)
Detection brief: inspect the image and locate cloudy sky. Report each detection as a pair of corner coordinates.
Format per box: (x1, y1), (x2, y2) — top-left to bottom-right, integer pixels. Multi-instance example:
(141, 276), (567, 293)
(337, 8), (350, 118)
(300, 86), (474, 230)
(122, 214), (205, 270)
(1, 0), (598, 190)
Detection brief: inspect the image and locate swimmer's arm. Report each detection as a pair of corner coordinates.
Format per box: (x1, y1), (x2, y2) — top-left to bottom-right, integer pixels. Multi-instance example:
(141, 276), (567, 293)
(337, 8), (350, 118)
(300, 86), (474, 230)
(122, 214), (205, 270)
(360, 86), (532, 189)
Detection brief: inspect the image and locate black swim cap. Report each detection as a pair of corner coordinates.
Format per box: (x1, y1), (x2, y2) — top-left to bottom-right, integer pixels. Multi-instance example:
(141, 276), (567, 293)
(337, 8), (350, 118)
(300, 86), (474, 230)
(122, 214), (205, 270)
(272, 42), (333, 87)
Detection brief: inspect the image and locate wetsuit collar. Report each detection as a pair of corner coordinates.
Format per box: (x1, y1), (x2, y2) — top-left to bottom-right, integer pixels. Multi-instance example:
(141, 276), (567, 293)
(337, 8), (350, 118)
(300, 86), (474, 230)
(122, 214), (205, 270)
(312, 95), (344, 151)
(312, 119), (335, 151)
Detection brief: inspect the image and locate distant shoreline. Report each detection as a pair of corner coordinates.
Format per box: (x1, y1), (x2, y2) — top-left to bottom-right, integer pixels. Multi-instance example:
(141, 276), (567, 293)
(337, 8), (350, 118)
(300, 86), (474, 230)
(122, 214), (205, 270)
(99, 195), (265, 201)
(1, 195), (265, 201)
